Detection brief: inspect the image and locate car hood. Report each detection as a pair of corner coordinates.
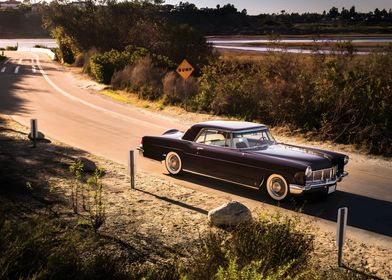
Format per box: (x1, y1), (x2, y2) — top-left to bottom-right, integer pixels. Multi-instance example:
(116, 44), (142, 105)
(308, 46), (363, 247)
(248, 144), (333, 170)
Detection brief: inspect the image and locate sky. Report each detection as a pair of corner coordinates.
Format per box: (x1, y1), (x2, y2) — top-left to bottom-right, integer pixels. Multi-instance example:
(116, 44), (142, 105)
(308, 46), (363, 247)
(164, 0), (392, 15)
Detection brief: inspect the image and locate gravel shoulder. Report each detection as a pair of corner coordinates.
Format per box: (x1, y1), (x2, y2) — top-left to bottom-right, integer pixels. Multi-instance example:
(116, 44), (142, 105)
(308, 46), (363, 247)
(1, 115), (391, 279)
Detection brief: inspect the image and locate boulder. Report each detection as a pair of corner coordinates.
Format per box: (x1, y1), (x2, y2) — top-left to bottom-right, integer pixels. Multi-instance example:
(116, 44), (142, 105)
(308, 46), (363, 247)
(208, 201), (252, 227)
(76, 157), (97, 173)
(28, 131), (45, 140)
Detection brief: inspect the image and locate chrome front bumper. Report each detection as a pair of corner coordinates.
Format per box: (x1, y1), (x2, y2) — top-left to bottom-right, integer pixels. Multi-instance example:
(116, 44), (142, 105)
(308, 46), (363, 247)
(137, 145), (144, 155)
(289, 171), (348, 195)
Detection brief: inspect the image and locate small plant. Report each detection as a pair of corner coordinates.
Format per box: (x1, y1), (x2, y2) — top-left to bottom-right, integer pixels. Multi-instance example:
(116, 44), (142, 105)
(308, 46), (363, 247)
(25, 181), (33, 191)
(85, 167), (106, 233)
(69, 160), (84, 214)
(69, 161), (106, 232)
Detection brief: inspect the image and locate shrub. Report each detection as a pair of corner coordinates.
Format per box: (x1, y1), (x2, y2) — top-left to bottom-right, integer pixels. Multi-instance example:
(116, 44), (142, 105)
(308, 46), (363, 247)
(129, 57), (166, 100)
(91, 45), (175, 85)
(184, 213), (314, 279)
(90, 49), (128, 84)
(197, 51), (392, 155)
(0, 215), (131, 279)
(162, 71), (199, 106)
(74, 48), (99, 74)
(111, 56), (167, 100)
(5, 45), (17, 51)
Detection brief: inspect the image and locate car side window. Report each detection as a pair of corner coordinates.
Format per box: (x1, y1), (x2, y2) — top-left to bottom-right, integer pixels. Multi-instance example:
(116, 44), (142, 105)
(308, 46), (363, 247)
(195, 129), (231, 147)
(195, 130), (207, 143)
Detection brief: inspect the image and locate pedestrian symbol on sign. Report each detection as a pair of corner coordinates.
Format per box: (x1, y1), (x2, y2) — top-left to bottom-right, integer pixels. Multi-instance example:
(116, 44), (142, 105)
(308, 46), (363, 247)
(176, 59), (194, 80)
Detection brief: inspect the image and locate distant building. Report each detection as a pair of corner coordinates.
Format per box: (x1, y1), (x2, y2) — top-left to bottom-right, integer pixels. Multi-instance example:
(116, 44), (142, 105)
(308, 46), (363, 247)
(0, 0), (22, 9)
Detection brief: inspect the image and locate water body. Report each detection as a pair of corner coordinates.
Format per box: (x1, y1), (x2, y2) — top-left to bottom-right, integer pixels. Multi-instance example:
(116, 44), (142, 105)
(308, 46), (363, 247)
(0, 38), (57, 49)
(208, 38), (392, 44)
(1, 37), (388, 54)
(214, 45), (369, 55)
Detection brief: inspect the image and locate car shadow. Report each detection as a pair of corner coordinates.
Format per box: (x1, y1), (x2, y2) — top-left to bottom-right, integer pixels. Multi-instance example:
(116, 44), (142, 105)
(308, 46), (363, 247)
(169, 171), (392, 237)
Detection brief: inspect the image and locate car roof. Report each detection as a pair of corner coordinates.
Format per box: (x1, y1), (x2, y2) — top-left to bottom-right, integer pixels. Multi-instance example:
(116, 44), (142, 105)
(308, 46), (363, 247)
(194, 121), (267, 131)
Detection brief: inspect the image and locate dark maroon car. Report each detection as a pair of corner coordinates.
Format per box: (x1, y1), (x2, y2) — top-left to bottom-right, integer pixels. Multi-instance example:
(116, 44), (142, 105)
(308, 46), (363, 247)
(139, 121), (349, 201)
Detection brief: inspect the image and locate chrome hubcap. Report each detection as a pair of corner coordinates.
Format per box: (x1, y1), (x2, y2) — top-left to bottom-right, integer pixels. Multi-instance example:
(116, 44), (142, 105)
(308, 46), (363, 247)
(272, 182), (282, 193)
(168, 155), (179, 171)
(268, 177), (286, 198)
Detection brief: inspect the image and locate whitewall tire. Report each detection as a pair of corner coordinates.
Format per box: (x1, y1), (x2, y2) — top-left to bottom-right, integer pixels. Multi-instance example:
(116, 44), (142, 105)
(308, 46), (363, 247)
(165, 151), (183, 175)
(266, 174), (289, 201)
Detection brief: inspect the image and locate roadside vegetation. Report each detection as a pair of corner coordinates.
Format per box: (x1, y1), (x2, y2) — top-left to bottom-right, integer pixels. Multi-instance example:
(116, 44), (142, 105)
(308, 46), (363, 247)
(39, 1), (392, 156)
(1, 209), (366, 279)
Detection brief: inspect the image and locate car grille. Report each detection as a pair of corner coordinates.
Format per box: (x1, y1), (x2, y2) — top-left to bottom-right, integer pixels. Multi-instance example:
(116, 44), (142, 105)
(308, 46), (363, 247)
(307, 166), (337, 182)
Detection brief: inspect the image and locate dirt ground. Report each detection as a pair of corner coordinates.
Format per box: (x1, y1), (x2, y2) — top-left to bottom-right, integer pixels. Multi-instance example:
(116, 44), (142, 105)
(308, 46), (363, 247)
(0, 115), (391, 279)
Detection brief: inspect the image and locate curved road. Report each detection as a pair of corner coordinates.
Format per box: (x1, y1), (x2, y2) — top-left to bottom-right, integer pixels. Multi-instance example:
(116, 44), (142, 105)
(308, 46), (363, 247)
(1, 51), (392, 247)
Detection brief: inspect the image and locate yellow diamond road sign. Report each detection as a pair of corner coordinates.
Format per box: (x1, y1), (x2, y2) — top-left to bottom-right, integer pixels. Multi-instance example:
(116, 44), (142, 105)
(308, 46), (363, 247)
(176, 59), (194, 80)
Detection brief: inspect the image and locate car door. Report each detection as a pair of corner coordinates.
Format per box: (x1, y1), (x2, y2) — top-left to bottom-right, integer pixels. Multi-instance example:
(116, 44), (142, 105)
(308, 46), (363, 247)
(184, 129), (230, 176)
(187, 129), (256, 185)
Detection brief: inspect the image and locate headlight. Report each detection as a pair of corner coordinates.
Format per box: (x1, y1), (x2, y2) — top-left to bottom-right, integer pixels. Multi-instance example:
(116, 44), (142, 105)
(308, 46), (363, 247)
(305, 166), (312, 177)
(344, 156), (349, 165)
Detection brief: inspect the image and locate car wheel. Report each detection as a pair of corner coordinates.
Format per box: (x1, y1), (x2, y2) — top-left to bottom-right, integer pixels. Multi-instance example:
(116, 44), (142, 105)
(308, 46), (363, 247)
(165, 151), (182, 175)
(266, 174), (289, 201)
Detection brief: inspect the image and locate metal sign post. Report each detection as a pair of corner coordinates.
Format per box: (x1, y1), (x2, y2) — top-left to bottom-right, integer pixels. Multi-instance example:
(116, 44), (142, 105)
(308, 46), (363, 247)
(30, 119), (38, 148)
(128, 150), (135, 189)
(176, 59), (194, 111)
(337, 207), (348, 267)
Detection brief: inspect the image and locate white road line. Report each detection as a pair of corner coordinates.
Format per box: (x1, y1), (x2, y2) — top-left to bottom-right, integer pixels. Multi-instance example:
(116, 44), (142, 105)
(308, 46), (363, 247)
(1, 67), (5, 73)
(33, 54), (165, 129)
(18, 58), (23, 64)
(3, 58), (10, 65)
(14, 66), (20, 74)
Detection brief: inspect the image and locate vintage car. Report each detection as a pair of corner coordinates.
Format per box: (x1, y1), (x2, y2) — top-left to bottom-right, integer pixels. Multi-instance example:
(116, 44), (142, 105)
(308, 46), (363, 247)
(138, 121), (349, 201)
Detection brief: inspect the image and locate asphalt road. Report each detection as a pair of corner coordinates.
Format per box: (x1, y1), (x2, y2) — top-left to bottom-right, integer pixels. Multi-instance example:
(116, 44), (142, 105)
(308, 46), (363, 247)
(1, 51), (392, 247)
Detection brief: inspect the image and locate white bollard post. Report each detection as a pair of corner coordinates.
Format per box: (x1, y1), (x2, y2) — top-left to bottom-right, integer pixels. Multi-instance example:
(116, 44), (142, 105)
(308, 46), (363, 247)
(30, 119), (38, 148)
(337, 207), (348, 267)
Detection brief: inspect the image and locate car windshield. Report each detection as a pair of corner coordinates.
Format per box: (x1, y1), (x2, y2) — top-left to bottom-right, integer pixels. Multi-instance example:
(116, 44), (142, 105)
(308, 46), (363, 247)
(232, 129), (276, 149)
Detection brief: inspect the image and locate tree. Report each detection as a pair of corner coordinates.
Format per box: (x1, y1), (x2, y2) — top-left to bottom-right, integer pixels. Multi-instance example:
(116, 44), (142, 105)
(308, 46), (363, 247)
(328, 6), (339, 18)
(349, 6), (356, 18)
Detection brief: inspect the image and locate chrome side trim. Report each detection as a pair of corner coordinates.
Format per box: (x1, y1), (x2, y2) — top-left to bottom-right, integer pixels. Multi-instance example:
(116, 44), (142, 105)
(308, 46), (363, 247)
(289, 184), (305, 195)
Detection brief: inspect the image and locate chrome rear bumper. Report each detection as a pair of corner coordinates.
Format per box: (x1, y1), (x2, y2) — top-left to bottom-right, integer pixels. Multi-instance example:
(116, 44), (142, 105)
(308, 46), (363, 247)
(289, 171), (348, 195)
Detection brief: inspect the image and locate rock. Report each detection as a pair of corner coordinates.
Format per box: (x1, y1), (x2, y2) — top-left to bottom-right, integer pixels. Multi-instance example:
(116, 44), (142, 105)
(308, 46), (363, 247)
(28, 131), (45, 140)
(76, 157), (97, 173)
(208, 201), (252, 227)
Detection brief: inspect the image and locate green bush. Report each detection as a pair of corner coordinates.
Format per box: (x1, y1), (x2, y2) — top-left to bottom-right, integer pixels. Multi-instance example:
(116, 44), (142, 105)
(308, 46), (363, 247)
(5, 45), (17, 51)
(90, 50), (126, 84)
(184, 213), (314, 279)
(90, 46), (174, 85)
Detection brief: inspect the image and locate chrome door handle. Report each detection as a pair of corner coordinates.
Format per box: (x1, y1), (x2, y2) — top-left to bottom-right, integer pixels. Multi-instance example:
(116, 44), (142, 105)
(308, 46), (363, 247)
(197, 147), (204, 151)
